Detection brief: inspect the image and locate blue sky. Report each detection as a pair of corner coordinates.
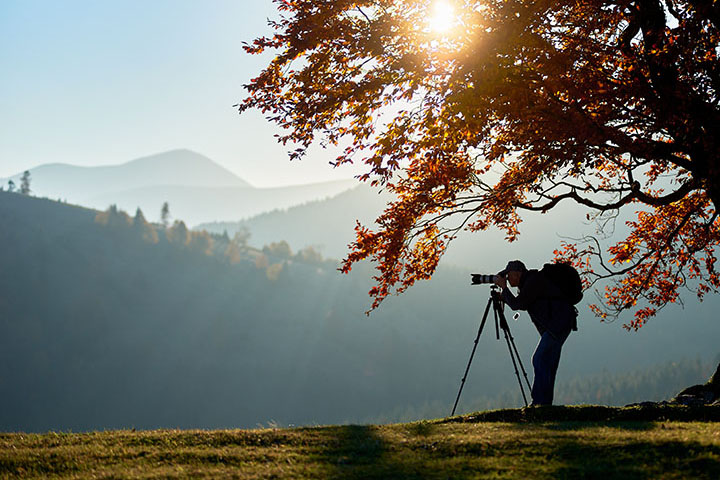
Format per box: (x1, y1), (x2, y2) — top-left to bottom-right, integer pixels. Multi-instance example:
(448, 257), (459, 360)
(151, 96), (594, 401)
(0, 0), (360, 187)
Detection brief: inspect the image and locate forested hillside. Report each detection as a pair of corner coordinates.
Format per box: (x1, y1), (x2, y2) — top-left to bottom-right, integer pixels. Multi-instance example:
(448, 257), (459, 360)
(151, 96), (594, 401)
(199, 185), (615, 270)
(1, 191), (718, 432)
(200, 185), (390, 260)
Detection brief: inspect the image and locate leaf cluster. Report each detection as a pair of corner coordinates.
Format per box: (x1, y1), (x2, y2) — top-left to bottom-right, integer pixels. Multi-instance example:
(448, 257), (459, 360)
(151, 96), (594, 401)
(242, 0), (720, 323)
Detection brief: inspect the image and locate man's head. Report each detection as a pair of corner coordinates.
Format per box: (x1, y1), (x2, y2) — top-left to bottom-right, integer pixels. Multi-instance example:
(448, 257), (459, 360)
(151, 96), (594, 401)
(500, 260), (527, 287)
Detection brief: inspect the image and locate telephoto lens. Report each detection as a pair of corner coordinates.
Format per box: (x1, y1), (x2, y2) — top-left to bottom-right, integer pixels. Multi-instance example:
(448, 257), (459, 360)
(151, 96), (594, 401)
(471, 274), (498, 285)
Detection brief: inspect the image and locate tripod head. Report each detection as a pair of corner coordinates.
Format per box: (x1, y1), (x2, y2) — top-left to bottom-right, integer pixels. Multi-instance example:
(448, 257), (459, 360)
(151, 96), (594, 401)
(489, 286), (508, 338)
(489, 285), (519, 323)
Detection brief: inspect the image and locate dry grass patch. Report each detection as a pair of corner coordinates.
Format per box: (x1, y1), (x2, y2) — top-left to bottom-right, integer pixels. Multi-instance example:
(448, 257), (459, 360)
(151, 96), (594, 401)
(2, 406), (719, 479)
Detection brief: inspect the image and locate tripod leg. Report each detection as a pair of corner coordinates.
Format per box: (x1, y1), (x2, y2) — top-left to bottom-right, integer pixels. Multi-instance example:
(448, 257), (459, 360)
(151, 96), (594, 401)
(506, 328), (532, 392)
(451, 295), (492, 416)
(493, 298), (530, 407)
(501, 328), (529, 407)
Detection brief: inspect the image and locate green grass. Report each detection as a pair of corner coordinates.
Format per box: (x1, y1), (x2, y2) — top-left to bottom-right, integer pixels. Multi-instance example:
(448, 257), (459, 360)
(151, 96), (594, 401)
(2, 405), (719, 479)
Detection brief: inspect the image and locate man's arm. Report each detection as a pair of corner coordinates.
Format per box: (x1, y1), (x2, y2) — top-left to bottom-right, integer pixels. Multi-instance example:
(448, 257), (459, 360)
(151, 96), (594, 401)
(499, 273), (543, 311)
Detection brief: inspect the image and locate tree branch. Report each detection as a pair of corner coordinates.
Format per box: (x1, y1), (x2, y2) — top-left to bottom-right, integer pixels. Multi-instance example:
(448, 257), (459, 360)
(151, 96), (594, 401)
(518, 179), (697, 212)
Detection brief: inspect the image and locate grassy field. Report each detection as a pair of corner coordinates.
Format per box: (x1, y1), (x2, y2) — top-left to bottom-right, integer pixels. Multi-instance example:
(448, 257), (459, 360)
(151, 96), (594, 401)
(2, 406), (719, 479)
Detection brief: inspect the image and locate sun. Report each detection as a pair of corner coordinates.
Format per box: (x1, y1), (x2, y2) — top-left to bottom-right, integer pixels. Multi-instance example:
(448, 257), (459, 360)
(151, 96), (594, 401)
(428, 1), (457, 33)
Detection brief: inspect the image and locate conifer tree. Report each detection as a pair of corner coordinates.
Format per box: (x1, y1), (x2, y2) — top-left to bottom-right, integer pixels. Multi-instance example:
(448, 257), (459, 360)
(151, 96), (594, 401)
(160, 202), (170, 228)
(19, 171), (31, 195)
(166, 220), (190, 246)
(133, 207), (158, 243)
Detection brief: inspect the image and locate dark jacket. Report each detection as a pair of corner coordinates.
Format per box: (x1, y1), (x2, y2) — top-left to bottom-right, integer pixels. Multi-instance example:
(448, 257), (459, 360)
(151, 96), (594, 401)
(501, 269), (576, 341)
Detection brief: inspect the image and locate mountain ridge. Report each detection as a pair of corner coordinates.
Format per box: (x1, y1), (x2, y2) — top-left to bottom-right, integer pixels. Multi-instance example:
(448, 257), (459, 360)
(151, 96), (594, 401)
(198, 183), (591, 268)
(1, 149), (358, 226)
(1, 149), (250, 197)
(85, 179), (358, 226)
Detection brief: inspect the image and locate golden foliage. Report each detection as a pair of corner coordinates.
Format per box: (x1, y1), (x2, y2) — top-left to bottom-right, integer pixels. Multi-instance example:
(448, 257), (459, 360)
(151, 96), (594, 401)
(241, 0), (720, 324)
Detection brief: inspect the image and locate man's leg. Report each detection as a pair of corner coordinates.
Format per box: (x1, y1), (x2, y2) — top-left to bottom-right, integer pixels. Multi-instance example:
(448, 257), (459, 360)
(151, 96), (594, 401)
(531, 332), (564, 405)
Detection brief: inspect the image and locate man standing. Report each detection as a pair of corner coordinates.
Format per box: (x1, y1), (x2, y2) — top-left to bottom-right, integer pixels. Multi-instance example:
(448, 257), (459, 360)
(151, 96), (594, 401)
(494, 260), (577, 406)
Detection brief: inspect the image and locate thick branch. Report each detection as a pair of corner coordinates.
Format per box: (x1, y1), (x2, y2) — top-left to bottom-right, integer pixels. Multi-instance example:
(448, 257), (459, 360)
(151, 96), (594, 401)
(519, 179), (697, 212)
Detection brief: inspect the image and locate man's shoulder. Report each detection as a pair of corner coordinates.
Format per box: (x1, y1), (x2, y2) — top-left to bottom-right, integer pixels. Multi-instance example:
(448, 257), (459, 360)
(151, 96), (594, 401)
(524, 269), (542, 281)
(518, 269), (543, 291)
(527, 267), (567, 300)
(522, 269), (552, 294)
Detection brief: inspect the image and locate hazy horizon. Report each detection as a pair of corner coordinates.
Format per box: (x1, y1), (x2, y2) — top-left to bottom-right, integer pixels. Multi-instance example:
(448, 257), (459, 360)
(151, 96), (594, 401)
(0, 148), (360, 190)
(0, 0), (364, 188)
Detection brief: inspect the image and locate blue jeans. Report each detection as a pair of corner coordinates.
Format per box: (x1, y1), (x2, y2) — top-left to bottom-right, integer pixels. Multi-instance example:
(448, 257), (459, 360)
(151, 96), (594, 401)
(531, 332), (565, 405)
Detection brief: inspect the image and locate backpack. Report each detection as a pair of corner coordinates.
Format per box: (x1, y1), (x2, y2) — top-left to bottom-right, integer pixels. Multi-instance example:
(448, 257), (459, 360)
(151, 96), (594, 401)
(541, 262), (583, 305)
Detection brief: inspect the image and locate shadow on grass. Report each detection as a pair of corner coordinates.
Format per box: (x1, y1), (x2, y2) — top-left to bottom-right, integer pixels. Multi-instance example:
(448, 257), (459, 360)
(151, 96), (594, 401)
(314, 425), (406, 479)
(545, 439), (720, 480)
(312, 424), (720, 480)
(319, 425), (490, 480)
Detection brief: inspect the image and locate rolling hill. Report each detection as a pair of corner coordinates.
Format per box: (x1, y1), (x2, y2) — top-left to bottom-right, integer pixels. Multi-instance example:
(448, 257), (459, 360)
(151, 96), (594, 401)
(2, 149), (250, 197)
(1, 191), (719, 433)
(83, 179), (357, 227)
(198, 185), (392, 259)
(1, 149), (356, 226)
(199, 183), (596, 270)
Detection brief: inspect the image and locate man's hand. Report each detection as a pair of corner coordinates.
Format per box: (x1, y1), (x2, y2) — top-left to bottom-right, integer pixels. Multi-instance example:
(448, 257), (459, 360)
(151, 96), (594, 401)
(494, 275), (507, 289)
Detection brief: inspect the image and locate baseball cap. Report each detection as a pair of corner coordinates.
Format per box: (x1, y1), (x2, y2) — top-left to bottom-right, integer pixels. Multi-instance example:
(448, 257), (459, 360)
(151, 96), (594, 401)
(499, 260), (527, 276)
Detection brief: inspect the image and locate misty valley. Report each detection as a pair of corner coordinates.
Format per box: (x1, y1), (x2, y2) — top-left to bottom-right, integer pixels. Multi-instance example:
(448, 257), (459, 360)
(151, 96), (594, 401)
(1, 188), (719, 432)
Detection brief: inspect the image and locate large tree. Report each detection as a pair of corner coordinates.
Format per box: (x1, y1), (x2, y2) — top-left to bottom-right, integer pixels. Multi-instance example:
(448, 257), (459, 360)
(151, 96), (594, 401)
(239, 0), (720, 329)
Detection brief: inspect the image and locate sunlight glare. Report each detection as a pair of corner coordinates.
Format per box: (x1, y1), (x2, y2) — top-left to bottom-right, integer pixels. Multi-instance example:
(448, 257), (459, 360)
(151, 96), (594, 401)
(428, 1), (456, 33)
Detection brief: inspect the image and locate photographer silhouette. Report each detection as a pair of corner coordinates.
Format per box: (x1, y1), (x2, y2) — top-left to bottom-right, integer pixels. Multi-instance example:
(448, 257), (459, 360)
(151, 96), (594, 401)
(494, 260), (577, 406)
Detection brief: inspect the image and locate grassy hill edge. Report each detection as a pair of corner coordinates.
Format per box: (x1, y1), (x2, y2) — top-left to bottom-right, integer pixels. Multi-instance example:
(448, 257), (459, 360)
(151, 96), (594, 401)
(2, 406), (719, 479)
(443, 403), (720, 424)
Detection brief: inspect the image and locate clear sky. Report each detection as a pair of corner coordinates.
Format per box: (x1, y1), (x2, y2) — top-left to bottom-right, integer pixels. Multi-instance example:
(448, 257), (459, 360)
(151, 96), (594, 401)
(0, 0), (361, 187)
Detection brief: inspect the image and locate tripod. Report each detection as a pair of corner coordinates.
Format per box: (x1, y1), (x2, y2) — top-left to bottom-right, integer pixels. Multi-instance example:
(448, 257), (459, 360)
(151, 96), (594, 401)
(451, 286), (532, 416)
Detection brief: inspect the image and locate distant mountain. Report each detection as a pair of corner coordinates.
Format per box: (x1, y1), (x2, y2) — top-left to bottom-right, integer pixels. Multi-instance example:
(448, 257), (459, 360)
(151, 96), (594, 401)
(199, 184), (594, 270)
(1, 149), (357, 226)
(2, 149), (250, 199)
(82, 179), (356, 227)
(199, 185), (392, 258)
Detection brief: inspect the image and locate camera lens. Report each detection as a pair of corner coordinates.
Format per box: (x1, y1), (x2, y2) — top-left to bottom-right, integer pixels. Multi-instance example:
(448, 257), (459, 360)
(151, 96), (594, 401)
(471, 274), (497, 285)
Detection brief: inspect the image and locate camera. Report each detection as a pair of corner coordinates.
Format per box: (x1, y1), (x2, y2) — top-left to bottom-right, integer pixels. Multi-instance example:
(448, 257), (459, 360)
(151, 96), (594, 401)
(471, 273), (502, 285)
